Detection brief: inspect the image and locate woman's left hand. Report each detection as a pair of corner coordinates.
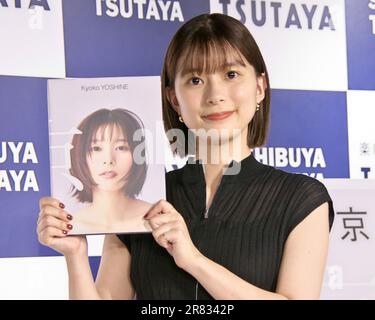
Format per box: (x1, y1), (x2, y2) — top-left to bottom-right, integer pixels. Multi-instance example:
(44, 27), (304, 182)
(144, 199), (202, 271)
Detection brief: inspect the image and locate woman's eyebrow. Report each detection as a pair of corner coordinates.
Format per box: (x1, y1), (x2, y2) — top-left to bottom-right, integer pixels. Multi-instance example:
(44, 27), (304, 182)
(180, 60), (246, 77)
(90, 138), (128, 143)
(179, 68), (201, 77)
(219, 60), (246, 70)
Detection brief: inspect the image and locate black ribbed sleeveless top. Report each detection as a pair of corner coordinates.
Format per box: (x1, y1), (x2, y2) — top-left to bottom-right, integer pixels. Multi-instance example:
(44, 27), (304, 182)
(118, 152), (334, 299)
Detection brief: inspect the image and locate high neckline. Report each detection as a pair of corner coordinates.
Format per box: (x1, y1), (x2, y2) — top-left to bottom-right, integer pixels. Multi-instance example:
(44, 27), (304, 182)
(180, 151), (267, 184)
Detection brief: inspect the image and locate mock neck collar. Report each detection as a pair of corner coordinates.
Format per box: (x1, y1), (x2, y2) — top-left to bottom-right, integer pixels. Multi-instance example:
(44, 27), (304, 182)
(179, 151), (266, 184)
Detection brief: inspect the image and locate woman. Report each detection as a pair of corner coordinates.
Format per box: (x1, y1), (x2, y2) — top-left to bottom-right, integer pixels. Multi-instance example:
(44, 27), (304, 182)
(66, 108), (151, 235)
(37, 13), (334, 299)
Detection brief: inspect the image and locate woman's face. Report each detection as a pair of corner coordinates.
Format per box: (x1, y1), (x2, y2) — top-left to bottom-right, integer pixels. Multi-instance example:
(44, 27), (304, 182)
(86, 124), (133, 192)
(169, 50), (266, 147)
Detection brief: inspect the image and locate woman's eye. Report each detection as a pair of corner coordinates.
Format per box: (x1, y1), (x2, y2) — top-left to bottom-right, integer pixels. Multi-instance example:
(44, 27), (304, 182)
(226, 71), (239, 79)
(90, 146), (101, 152)
(189, 77), (202, 85)
(116, 145), (129, 151)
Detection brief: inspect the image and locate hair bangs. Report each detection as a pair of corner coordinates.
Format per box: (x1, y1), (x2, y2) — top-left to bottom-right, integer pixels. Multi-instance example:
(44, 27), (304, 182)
(91, 122), (127, 143)
(178, 38), (247, 78)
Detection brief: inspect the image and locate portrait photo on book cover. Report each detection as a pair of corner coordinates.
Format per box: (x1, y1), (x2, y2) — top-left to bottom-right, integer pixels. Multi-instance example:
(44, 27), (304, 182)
(47, 76), (166, 235)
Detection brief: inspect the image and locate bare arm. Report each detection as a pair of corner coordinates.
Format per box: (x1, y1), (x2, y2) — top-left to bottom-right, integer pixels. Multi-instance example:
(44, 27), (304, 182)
(37, 198), (134, 300)
(66, 235), (134, 300)
(275, 202), (330, 299)
(95, 235), (134, 300)
(66, 252), (100, 300)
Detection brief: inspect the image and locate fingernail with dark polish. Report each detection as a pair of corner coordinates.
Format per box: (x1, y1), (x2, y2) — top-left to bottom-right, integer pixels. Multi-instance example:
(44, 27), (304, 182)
(59, 203), (65, 209)
(63, 230), (67, 235)
(67, 224), (73, 230)
(67, 214), (73, 220)
(143, 213), (149, 219)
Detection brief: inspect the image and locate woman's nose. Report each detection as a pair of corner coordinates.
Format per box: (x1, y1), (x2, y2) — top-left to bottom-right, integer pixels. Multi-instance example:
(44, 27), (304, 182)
(103, 150), (115, 165)
(205, 80), (226, 106)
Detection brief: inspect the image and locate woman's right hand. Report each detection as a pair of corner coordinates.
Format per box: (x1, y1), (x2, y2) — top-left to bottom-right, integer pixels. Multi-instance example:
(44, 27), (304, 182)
(37, 197), (87, 257)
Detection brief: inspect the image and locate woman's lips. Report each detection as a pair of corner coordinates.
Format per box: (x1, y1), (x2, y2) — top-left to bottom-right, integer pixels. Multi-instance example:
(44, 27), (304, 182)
(203, 111), (234, 121)
(100, 171), (117, 179)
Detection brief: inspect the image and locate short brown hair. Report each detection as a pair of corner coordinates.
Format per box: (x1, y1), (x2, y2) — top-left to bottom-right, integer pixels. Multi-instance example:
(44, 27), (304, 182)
(161, 13), (271, 157)
(70, 108), (147, 203)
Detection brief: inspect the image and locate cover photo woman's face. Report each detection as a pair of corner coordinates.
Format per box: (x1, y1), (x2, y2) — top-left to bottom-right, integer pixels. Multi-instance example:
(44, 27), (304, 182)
(86, 124), (133, 192)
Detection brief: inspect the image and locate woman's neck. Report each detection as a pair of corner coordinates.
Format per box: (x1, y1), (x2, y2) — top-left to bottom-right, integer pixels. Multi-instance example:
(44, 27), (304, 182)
(196, 129), (251, 186)
(91, 190), (133, 222)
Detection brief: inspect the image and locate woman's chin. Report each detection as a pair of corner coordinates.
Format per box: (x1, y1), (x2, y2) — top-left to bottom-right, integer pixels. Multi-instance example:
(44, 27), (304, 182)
(95, 184), (125, 193)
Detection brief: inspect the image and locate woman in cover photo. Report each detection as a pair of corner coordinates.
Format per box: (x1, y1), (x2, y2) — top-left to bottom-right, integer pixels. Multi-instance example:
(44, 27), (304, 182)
(66, 108), (151, 235)
(37, 14), (334, 299)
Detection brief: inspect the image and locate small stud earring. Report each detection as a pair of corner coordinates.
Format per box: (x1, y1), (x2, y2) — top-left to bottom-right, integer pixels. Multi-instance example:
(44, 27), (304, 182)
(256, 103), (260, 112)
(178, 115), (184, 123)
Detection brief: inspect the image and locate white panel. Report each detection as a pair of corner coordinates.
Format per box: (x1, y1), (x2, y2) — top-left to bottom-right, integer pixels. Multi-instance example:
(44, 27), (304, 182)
(0, 0), (65, 78)
(347, 90), (375, 179)
(210, 0), (348, 91)
(0, 256), (68, 299)
(88, 235), (104, 256)
(320, 179), (375, 299)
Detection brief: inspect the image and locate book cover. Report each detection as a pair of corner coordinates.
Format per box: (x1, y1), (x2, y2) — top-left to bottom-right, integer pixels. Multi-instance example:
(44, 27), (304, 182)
(47, 76), (166, 235)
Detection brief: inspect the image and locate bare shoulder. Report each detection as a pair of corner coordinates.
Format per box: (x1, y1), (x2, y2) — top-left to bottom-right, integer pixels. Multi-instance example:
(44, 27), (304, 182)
(291, 201), (329, 237)
(114, 198), (152, 222)
(71, 205), (92, 218)
(130, 198), (153, 212)
(137, 199), (153, 209)
(276, 202), (330, 299)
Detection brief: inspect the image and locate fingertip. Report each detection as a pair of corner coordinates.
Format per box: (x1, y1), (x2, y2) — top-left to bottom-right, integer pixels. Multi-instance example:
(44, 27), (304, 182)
(144, 209), (154, 219)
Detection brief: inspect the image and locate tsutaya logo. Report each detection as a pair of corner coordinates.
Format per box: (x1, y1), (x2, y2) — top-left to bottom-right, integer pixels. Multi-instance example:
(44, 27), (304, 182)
(216, 0), (336, 30)
(370, 0), (375, 34)
(95, 0), (184, 22)
(0, 0), (50, 10)
(0, 141), (39, 192)
(254, 147), (326, 178)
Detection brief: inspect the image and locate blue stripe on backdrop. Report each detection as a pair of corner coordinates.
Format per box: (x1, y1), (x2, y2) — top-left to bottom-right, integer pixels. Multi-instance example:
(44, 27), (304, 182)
(62, 0), (210, 77)
(265, 89), (349, 178)
(0, 76), (56, 258)
(89, 256), (101, 281)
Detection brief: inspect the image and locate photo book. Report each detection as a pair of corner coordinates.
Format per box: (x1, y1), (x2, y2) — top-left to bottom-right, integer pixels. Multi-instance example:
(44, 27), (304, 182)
(47, 76), (166, 235)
